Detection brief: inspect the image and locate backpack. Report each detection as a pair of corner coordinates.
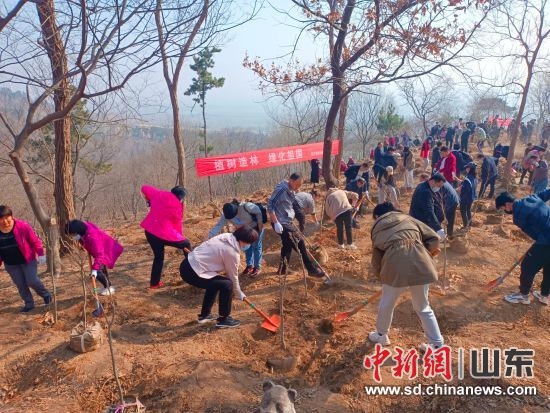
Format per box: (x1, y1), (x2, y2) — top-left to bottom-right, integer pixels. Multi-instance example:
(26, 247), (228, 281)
(245, 202), (268, 224)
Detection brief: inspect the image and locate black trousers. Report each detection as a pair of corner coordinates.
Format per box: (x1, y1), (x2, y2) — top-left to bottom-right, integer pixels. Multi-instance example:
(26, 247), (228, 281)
(180, 258), (233, 318)
(96, 266), (110, 289)
(519, 244), (550, 296)
(445, 205), (457, 237)
(335, 209), (353, 245)
(460, 202), (472, 228)
(145, 231), (191, 286)
(279, 227), (317, 273)
(479, 176), (496, 198)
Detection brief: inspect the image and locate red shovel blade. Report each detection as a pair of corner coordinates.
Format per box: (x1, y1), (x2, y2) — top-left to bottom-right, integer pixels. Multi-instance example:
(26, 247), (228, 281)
(261, 314), (280, 333)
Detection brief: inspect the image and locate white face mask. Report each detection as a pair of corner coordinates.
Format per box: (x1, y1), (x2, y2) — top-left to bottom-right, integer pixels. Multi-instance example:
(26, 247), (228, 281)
(72, 234), (81, 241)
(431, 186), (441, 193)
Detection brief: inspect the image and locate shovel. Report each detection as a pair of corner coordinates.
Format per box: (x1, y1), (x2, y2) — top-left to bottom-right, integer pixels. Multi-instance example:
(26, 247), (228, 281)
(243, 297), (280, 333)
(90, 276), (104, 317)
(483, 249), (529, 291)
(87, 254), (103, 317)
(334, 290), (382, 323)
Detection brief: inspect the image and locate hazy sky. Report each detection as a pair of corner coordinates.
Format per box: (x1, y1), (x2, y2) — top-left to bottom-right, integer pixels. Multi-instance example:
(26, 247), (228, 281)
(177, 5), (314, 130)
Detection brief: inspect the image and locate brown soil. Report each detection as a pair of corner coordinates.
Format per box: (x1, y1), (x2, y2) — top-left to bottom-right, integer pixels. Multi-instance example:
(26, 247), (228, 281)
(1, 187), (549, 413)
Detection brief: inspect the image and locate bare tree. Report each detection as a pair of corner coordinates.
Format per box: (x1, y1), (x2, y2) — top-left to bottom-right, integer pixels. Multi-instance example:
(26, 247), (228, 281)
(154, 0), (259, 187)
(266, 88), (329, 145)
(245, 0), (491, 187)
(482, 0), (550, 185)
(398, 75), (454, 135)
(348, 90), (385, 159)
(0, 1), (158, 274)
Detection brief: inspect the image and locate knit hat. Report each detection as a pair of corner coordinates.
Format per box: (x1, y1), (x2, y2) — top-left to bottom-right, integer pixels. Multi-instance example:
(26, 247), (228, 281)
(66, 219), (87, 236)
(222, 202), (238, 220)
(171, 186), (186, 200)
(495, 192), (515, 209)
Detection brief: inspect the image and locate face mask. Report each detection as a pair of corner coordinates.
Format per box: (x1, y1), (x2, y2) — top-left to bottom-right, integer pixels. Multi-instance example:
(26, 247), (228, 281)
(72, 234), (81, 241)
(431, 186), (440, 193)
(240, 244), (251, 251)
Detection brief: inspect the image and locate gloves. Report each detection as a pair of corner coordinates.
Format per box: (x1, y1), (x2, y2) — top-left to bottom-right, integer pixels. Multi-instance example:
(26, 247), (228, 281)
(238, 290), (246, 301)
(90, 270), (98, 278)
(37, 256), (46, 265)
(273, 222), (283, 234)
(436, 229), (446, 240)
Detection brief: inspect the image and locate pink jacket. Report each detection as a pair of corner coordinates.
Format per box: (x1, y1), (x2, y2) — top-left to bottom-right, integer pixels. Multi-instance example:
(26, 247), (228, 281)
(0, 219), (44, 266)
(140, 185), (186, 242)
(80, 222), (123, 270)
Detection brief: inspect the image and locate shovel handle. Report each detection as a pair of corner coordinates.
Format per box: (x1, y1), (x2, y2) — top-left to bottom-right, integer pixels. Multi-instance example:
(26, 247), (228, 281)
(347, 290), (382, 316)
(243, 297), (272, 323)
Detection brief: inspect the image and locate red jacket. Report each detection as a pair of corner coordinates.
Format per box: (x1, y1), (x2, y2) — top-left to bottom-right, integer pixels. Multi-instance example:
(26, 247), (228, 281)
(435, 153), (457, 182)
(0, 219), (44, 266)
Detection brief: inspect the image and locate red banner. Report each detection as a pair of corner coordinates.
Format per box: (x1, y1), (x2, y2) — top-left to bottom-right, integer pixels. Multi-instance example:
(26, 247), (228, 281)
(488, 116), (513, 128)
(195, 140), (340, 177)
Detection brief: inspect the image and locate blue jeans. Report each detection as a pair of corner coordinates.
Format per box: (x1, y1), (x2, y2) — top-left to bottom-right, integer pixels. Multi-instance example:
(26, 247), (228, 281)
(376, 284), (444, 347)
(245, 228), (264, 268)
(5, 260), (51, 307)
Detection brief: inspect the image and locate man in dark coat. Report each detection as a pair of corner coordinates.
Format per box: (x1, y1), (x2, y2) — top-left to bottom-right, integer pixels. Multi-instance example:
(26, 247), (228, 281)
(344, 161), (372, 185)
(496, 190), (550, 305)
(409, 173), (446, 239)
(451, 144), (473, 179)
(440, 181), (459, 238)
(431, 141), (442, 170)
(477, 154), (498, 198)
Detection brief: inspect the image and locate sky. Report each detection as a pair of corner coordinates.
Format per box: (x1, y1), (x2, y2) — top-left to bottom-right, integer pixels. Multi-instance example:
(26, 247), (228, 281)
(173, 4), (317, 130)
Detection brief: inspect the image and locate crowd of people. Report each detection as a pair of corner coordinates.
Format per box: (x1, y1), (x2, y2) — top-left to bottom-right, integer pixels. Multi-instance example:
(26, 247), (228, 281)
(1, 118), (549, 350)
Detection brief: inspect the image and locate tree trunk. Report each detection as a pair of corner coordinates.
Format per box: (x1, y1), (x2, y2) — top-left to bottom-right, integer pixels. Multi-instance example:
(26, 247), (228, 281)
(333, 94), (348, 179)
(202, 100), (213, 200)
(504, 68), (534, 188)
(168, 88), (187, 186)
(9, 150), (62, 277)
(322, 81), (342, 188)
(37, 0), (75, 246)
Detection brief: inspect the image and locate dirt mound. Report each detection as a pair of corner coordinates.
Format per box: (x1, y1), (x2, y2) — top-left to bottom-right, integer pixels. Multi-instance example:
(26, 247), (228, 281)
(0, 184), (548, 412)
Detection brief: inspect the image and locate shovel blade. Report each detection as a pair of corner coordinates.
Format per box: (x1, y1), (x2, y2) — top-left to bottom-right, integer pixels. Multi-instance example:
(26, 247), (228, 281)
(261, 320), (278, 333)
(483, 277), (502, 291)
(333, 312), (351, 323)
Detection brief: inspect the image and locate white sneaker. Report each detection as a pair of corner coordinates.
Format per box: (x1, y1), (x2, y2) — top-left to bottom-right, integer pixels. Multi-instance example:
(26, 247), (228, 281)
(338, 244), (345, 249)
(504, 292), (530, 305)
(99, 286), (115, 296)
(346, 244), (358, 250)
(533, 291), (549, 305)
(368, 331), (390, 346)
(420, 343), (442, 353)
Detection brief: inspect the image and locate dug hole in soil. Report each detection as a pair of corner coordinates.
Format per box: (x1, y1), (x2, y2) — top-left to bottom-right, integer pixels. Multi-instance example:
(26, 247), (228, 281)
(0, 187), (549, 412)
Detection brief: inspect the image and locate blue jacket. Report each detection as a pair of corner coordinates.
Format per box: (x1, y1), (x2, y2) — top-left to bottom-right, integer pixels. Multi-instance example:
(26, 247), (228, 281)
(344, 165), (370, 187)
(409, 181), (444, 232)
(345, 179), (368, 197)
(481, 156), (497, 180)
(513, 189), (550, 245)
(460, 174), (477, 204)
(441, 182), (459, 209)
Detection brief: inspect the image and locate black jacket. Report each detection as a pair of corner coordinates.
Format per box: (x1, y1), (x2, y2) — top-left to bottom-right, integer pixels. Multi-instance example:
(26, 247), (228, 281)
(481, 156), (498, 180)
(409, 181), (444, 232)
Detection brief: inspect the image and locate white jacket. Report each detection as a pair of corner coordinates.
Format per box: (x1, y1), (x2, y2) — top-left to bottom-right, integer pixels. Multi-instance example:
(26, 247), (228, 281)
(187, 233), (243, 296)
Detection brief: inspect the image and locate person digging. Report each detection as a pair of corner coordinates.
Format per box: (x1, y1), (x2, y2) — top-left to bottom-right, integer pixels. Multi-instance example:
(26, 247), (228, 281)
(368, 202), (444, 350)
(495, 190), (550, 305)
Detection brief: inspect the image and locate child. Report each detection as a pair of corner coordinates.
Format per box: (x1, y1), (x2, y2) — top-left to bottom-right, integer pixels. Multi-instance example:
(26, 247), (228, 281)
(459, 162), (477, 228)
(66, 220), (123, 295)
